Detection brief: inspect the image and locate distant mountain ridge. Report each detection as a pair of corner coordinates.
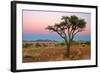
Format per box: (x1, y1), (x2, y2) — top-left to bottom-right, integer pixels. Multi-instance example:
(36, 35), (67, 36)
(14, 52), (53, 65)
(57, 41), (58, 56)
(23, 39), (57, 42)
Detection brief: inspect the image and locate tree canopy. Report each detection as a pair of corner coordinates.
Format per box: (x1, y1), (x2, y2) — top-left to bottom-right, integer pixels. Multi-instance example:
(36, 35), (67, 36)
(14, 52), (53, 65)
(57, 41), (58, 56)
(46, 15), (86, 43)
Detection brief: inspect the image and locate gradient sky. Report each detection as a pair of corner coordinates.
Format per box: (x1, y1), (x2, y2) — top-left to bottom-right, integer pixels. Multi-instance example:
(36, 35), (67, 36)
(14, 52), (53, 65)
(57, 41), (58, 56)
(23, 10), (91, 41)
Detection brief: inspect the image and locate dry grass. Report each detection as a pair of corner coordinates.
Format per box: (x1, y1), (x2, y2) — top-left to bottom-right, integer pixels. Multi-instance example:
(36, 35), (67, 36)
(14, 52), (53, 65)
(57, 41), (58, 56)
(22, 42), (90, 63)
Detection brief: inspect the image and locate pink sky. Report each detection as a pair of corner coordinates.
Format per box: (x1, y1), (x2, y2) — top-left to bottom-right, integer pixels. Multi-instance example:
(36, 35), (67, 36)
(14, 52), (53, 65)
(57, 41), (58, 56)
(23, 10), (91, 36)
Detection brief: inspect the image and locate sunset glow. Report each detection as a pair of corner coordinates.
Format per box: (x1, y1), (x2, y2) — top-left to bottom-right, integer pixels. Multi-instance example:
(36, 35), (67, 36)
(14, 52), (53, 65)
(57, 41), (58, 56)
(23, 10), (91, 41)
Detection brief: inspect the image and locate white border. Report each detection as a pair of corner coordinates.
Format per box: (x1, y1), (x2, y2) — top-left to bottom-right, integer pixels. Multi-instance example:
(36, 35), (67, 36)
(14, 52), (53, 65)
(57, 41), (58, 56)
(16, 3), (96, 70)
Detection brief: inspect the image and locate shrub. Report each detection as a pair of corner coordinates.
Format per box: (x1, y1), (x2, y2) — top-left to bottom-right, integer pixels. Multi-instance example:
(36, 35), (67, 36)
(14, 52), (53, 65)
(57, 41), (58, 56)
(42, 43), (48, 47)
(84, 41), (90, 45)
(23, 43), (33, 48)
(35, 43), (41, 47)
(55, 43), (59, 46)
(60, 42), (65, 46)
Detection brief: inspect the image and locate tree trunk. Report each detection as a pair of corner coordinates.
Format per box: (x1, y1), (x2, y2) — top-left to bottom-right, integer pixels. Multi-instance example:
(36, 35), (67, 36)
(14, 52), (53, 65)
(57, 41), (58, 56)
(64, 40), (71, 58)
(66, 42), (70, 58)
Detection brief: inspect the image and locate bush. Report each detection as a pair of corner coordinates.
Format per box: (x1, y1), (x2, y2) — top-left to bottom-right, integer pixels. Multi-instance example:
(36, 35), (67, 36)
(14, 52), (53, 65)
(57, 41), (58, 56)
(42, 43), (48, 47)
(23, 43), (33, 48)
(60, 42), (65, 46)
(35, 43), (41, 47)
(84, 41), (90, 45)
(55, 43), (59, 46)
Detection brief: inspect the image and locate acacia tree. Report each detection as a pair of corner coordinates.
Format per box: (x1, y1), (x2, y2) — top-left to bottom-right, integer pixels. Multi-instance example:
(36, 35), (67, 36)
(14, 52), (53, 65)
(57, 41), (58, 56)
(46, 15), (86, 58)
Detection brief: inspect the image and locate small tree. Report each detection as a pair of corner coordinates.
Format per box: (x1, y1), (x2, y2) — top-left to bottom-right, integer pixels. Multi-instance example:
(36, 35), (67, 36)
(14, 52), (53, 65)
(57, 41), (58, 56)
(46, 15), (86, 58)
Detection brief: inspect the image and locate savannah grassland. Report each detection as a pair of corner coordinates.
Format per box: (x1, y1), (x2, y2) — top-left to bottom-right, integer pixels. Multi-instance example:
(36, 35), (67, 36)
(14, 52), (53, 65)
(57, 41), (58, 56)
(22, 41), (90, 63)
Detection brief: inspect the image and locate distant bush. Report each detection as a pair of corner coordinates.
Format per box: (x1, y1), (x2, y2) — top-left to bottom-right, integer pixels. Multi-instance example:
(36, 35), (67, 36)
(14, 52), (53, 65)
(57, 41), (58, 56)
(42, 43), (48, 47)
(35, 43), (41, 47)
(84, 41), (90, 45)
(23, 43), (33, 48)
(60, 42), (65, 46)
(55, 43), (59, 46)
(71, 41), (78, 45)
